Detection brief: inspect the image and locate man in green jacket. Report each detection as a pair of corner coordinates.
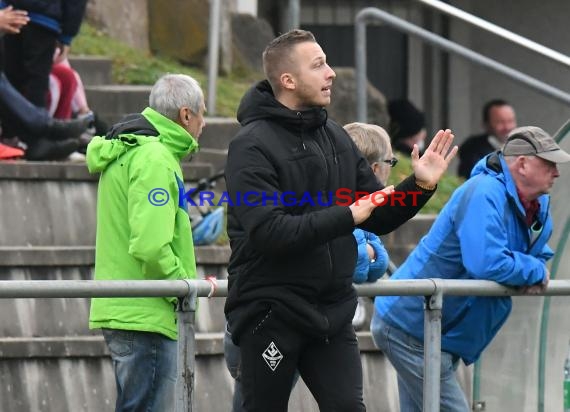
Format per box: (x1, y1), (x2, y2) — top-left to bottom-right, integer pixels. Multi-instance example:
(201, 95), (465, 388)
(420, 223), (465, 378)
(87, 74), (206, 412)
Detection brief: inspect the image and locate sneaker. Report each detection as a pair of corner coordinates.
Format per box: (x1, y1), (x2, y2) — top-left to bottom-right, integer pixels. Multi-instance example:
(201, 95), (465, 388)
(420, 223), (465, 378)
(66, 151), (86, 162)
(25, 138), (80, 161)
(352, 297), (367, 330)
(0, 143), (24, 160)
(48, 111), (95, 141)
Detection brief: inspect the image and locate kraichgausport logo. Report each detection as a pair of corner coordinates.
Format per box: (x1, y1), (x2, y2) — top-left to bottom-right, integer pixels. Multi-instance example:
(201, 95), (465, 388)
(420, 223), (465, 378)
(148, 188), (422, 207)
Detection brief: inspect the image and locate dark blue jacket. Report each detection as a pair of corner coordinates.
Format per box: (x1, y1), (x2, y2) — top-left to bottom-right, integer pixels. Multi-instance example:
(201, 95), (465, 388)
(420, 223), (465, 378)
(375, 152), (553, 364)
(1, 0), (88, 44)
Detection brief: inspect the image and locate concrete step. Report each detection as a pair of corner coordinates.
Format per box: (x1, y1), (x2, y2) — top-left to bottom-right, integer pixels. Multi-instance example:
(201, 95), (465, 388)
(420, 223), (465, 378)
(0, 161), (214, 248)
(0, 331), (377, 358)
(199, 117), (239, 150)
(85, 84), (152, 126)
(0, 160), (213, 182)
(0, 245), (231, 266)
(85, 84), (239, 150)
(188, 147), (227, 173)
(68, 56), (113, 86)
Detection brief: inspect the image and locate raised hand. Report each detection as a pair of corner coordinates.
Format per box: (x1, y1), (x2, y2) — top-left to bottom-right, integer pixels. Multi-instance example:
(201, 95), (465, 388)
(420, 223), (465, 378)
(412, 129), (458, 187)
(0, 6), (29, 34)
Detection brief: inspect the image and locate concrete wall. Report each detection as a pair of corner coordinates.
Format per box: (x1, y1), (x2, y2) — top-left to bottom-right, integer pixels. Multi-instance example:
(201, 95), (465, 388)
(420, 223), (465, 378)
(447, 0), (570, 141)
(86, 0), (149, 51)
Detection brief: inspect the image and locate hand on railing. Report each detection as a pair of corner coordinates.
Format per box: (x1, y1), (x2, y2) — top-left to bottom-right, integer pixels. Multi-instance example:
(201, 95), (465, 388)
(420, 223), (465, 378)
(522, 267), (550, 295)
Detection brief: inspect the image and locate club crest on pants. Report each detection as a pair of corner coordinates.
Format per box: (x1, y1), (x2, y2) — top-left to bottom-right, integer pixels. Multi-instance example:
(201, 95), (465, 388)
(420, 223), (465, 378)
(262, 341), (283, 371)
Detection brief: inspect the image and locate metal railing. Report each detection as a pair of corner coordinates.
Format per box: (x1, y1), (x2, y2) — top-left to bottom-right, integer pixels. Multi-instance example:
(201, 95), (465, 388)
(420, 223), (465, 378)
(355, 7), (570, 122)
(0, 279), (228, 412)
(2, 279), (570, 411)
(417, 0), (570, 68)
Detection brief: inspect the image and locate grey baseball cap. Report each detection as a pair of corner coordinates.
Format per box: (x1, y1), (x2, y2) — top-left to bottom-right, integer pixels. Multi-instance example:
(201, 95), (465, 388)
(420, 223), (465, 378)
(502, 126), (570, 163)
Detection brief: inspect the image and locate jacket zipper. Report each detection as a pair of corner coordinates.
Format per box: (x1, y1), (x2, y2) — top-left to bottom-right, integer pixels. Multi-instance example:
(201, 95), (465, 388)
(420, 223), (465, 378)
(508, 196), (538, 252)
(326, 242), (333, 278)
(311, 136), (329, 177)
(527, 197), (549, 253)
(296, 113), (333, 279)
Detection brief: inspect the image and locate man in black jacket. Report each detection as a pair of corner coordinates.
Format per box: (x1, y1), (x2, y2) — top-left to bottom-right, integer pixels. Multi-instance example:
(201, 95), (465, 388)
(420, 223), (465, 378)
(457, 99), (517, 179)
(224, 29), (457, 411)
(1, 0), (88, 106)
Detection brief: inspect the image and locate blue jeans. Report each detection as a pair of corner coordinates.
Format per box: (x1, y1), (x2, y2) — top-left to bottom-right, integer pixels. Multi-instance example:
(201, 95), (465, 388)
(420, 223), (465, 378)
(102, 329), (177, 412)
(370, 313), (470, 412)
(0, 72), (53, 138)
(224, 325), (245, 412)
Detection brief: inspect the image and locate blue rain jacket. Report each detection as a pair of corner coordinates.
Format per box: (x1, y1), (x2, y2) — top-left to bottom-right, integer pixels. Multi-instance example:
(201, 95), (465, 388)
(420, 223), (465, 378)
(375, 152), (553, 364)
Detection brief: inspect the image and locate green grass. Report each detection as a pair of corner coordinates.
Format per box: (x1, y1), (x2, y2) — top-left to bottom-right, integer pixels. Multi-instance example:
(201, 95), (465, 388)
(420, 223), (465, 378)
(388, 152), (465, 214)
(72, 23), (260, 118)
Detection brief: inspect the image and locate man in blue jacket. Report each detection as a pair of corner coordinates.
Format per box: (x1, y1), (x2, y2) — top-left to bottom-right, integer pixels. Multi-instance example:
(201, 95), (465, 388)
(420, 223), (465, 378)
(372, 126), (570, 411)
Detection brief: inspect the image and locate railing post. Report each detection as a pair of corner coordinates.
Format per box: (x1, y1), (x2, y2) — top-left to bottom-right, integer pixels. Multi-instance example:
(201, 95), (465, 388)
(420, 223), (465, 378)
(355, 14), (367, 123)
(287, 0), (300, 30)
(424, 288), (443, 412)
(175, 280), (198, 412)
(207, 0), (221, 115)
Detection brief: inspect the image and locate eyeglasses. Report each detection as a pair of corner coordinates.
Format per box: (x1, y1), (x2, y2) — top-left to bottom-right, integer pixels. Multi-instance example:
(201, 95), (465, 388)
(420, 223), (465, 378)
(382, 157), (398, 168)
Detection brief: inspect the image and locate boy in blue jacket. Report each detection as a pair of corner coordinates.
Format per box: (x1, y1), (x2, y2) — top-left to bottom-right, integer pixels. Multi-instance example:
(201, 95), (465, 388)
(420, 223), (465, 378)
(344, 122), (394, 328)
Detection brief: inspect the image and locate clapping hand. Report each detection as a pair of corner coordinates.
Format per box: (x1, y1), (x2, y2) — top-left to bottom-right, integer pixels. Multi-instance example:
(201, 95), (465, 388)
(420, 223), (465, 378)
(349, 186), (395, 225)
(412, 129), (458, 187)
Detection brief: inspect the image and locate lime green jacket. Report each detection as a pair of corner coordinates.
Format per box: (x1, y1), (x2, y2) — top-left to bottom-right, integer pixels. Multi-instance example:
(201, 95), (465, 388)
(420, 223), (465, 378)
(88, 107), (199, 340)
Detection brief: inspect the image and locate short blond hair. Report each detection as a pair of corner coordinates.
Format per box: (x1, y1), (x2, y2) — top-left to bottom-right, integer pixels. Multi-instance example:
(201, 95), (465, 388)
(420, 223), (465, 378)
(262, 29), (316, 93)
(344, 122), (391, 165)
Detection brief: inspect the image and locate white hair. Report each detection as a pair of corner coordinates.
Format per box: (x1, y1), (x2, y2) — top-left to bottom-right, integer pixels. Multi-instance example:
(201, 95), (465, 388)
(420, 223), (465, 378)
(149, 74), (204, 121)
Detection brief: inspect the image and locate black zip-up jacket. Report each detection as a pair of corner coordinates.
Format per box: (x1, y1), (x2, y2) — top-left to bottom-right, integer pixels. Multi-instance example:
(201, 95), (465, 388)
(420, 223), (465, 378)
(224, 80), (435, 344)
(2, 0), (88, 43)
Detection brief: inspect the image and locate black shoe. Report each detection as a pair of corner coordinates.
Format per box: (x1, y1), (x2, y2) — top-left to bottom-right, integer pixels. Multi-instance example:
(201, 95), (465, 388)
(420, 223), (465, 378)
(25, 138), (80, 161)
(47, 112), (95, 140)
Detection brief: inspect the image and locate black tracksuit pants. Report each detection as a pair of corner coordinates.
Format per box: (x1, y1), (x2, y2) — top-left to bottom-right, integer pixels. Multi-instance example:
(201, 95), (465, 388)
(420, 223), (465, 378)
(238, 309), (366, 411)
(4, 23), (57, 108)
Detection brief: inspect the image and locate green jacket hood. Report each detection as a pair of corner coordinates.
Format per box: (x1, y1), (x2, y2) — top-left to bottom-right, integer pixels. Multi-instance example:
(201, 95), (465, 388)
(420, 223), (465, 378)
(86, 107), (199, 173)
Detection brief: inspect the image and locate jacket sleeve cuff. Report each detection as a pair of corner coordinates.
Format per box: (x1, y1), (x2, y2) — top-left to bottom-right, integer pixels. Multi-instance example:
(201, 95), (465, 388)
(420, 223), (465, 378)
(58, 35), (73, 45)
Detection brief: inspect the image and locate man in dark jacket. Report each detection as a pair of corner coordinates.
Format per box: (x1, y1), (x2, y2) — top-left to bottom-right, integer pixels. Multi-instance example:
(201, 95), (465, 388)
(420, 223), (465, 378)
(1, 0), (88, 105)
(224, 29), (458, 411)
(458, 99), (517, 179)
